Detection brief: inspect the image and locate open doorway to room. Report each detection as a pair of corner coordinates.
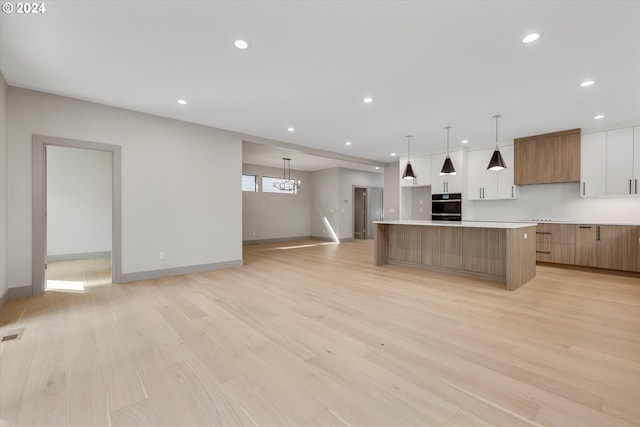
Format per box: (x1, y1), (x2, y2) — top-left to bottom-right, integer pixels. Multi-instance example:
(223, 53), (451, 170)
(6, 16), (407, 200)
(32, 135), (122, 295)
(45, 145), (113, 292)
(353, 186), (383, 240)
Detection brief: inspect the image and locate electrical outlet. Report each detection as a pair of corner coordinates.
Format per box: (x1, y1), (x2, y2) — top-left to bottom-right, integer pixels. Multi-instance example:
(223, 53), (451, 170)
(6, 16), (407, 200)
(159, 252), (165, 260)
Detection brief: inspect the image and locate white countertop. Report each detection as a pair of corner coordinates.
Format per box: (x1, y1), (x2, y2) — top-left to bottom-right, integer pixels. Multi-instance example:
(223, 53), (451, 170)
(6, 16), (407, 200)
(373, 220), (537, 229)
(477, 219), (640, 227)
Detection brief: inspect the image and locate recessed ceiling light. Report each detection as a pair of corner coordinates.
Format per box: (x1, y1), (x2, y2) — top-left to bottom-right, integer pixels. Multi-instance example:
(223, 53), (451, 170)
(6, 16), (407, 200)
(390, 152), (396, 157)
(375, 167), (380, 170)
(580, 80), (595, 87)
(345, 141), (352, 146)
(461, 139), (468, 144)
(594, 114), (605, 120)
(177, 99), (187, 105)
(234, 40), (249, 49)
(363, 97), (373, 103)
(522, 33), (541, 44)
(287, 127), (295, 132)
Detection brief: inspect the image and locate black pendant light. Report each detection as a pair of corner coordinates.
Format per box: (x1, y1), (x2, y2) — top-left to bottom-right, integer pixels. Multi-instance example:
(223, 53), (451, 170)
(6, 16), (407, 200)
(401, 135), (416, 180)
(487, 114), (507, 171)
(440, 126), (456, 175)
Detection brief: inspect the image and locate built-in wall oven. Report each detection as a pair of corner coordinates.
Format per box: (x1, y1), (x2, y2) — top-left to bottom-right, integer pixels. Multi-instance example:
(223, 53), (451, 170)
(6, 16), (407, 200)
(432, 193), (462, 221)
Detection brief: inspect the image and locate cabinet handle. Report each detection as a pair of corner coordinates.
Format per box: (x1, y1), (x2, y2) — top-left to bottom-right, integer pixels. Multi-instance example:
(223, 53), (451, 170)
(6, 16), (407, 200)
(536, 232), (552, 235)
(636, 179), (638, 194)
(596, 226), (600, 241)
(511, 185), (514, 198)
(630, 179), (633, 194)
(536, 251), (551, 254)
(480, 188), (482, 199)
(579, 226), (592, 229)
(582, 182), (585, 196)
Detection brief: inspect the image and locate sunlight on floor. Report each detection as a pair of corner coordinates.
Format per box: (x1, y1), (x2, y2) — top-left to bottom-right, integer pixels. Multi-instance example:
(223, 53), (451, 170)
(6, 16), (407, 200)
(272, 242), (339, 250)
(46, 280), (86, 293)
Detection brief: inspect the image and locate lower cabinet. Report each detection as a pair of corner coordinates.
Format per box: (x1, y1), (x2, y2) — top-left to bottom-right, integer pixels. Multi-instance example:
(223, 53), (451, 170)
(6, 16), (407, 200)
(535, 224), (575, 264)
(538, 224), (639, 272)
(574, 225), (597, 267)
(596, 225), (638, 271)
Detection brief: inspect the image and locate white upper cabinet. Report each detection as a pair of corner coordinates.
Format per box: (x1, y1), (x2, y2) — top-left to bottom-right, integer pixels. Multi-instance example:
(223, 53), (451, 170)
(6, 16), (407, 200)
(467, 145), (517, 200)
(399, 154), (431, 187)
(635, 126), (640, 195)
(431, 150), (464, 194)
(581, 131), (607, 197)
(468, 149), (490, 200)
(496, 145), (517, 199)
(606, 127), (635, 195)
(581, 126), (639, 197)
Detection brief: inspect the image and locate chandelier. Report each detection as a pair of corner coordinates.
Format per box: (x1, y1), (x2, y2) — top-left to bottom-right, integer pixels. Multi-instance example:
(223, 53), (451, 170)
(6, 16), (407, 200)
(273, 157), (301, 192)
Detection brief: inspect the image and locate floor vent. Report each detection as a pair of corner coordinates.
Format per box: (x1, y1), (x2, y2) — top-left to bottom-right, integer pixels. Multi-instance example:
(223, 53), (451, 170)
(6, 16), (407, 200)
(1, 328), (25, 342)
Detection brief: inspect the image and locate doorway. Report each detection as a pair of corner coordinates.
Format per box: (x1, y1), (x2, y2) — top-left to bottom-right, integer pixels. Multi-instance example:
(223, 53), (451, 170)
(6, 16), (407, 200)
(32, 135), (122, 295)
(353, 186), (383, 240)
(45, 145), (113, 292)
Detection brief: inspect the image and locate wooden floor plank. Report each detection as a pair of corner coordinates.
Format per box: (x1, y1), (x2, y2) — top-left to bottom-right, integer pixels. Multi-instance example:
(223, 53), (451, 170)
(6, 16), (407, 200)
(1, 240), (639, 426)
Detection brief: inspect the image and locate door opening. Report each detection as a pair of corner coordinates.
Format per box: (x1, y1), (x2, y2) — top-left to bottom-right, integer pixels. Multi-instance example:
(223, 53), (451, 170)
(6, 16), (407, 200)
(45, 145), (113, 292)
(353, 186), (383, 240)
(354, 188), (366, 239)
(32, 135), (122, 296)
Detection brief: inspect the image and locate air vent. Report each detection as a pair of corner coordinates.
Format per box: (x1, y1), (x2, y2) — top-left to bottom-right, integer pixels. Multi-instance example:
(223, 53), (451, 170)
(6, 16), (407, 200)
(1, 327), (24, 342)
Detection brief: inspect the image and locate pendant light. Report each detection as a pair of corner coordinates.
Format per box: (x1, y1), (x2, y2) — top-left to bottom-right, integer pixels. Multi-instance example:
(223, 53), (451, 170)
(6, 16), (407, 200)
(401, 135), (416, 180)
(487, 114), (507, 171)
(440, 126), (456, 175)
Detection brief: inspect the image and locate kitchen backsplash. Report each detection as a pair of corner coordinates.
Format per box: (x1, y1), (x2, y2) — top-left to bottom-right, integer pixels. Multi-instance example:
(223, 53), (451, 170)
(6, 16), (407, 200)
(469, 182), (640, 224)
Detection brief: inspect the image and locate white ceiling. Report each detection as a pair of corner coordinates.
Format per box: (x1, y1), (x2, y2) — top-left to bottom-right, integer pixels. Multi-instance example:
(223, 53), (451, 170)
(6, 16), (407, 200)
(1, 1), (639, 170)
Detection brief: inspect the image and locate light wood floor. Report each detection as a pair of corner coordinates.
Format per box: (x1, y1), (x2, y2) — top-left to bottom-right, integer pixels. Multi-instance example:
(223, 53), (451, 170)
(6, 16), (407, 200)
(1, 240), (639, 426)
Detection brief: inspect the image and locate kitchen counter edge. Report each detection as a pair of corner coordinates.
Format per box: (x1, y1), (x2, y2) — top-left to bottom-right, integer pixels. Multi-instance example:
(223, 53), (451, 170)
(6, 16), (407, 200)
(373, 220), (536, 229)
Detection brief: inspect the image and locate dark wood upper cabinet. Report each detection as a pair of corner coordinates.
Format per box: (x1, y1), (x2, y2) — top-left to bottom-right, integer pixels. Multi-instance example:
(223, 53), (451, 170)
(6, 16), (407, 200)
(514, 128), (581, 185)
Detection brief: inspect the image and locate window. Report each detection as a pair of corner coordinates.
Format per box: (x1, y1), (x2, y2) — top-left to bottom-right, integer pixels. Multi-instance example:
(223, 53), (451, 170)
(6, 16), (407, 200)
(242, 174), (257, 192)
(262, 176), (297, 194)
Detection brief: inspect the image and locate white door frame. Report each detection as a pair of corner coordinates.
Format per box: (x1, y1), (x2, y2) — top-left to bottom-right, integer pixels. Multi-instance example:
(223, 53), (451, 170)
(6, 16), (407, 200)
(32, 134), (122, 294)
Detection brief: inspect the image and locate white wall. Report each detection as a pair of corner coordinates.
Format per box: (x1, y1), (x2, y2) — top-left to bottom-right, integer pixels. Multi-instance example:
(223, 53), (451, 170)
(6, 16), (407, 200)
(47, 146), (112, 257)
(383, 161), (399, 220)
(0, 72), (8, 302)
(7, 87), (242, 288)
(242, 163), (310, 242)
(310, 168), (340, 240)
(471, 182), (640, 223)
(338, 168), (384, 239)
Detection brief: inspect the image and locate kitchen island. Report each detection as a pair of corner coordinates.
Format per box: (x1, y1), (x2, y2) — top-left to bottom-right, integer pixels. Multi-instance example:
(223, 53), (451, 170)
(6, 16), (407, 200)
(374, 220), (537, 290)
